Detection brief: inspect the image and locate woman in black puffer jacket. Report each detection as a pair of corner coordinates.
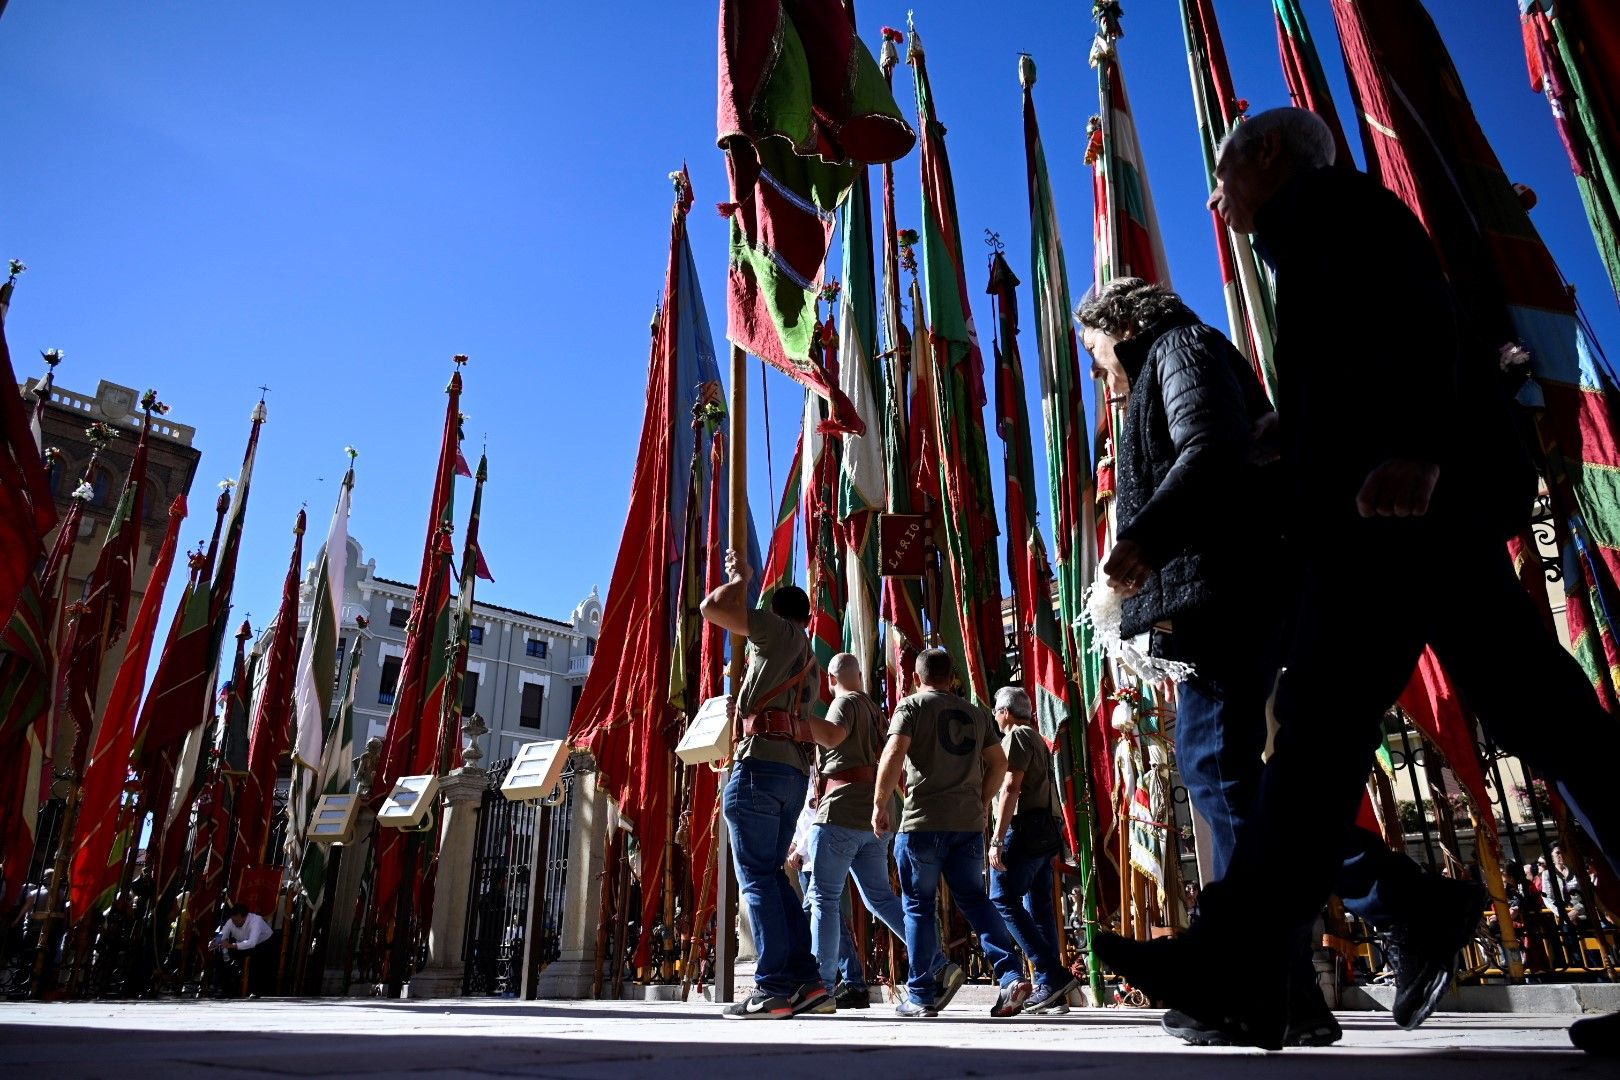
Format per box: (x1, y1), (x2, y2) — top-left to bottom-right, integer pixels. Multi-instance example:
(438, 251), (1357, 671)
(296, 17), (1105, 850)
(1079, 277), (1373, 1048)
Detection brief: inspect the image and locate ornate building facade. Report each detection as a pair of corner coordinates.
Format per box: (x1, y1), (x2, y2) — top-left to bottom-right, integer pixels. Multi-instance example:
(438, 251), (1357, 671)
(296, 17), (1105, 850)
(292, 536), (600, 765)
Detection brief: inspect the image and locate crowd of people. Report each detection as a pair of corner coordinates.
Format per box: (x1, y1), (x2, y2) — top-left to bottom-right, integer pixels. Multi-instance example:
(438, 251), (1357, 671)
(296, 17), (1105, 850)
(701, 106), (1618, 1058)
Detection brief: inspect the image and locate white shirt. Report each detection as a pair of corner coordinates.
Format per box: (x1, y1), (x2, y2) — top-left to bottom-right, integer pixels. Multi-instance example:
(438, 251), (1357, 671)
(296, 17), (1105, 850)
(790, 778), (817, 859)
(213, 912), (273, 951)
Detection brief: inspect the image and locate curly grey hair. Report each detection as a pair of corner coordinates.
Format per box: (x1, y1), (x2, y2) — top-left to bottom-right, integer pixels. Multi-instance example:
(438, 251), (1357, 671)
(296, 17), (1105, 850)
(1074, 277), (1196, 339)
(993, 685), (1034, 720)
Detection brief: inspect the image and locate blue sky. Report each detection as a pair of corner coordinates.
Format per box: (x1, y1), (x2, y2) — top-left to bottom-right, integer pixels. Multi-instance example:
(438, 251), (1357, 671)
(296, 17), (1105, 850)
(3, 1), (1616, 640)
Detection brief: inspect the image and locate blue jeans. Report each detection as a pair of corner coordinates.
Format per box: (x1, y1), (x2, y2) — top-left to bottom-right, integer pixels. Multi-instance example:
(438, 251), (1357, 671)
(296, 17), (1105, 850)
(894, 830), (1023, 1004)
(989, 837), (1067, 991)
(724, 759), (821, 997)
(807, 822), (908, 991)
(799, 868), (861, 987)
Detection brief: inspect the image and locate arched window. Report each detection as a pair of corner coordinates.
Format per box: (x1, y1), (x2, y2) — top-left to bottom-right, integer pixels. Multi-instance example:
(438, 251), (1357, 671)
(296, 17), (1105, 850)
(89, 465), (113, 507)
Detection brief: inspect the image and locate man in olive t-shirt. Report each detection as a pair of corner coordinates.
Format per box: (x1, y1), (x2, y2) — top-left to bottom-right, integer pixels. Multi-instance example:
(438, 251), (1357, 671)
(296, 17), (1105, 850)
(872, 648), (1029, 1018)
(802, 653), (907, 1007)
(987, 685), (1075, 1013)
(701, 550), (827, 1019)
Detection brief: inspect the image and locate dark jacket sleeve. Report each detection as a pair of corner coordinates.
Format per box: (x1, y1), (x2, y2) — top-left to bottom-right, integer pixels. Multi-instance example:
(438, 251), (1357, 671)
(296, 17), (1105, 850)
(1118, 329), (1255, 567)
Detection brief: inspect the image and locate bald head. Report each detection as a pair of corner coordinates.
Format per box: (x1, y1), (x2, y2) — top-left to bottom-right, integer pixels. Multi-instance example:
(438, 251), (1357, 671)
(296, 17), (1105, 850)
(828, 651), (863, 692)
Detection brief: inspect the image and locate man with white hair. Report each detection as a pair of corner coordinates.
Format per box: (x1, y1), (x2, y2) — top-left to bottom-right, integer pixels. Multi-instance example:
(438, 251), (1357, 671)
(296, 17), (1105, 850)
(1076, 269), (1447, 1048)
(1098, 107), (1620, 1056)
(800, 652), (907, 1011)
(987, 686), (1075, 1014)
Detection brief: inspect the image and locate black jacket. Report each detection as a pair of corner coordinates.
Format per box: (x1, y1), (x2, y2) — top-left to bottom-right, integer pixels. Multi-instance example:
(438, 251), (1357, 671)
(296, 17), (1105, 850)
(1115, 317), (1277, 638)
(1253, 167), (1536, 541)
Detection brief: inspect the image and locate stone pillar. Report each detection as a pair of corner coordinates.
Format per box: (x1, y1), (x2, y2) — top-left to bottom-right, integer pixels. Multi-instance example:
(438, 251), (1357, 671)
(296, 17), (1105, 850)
(322, 803), (376, 996)
(534, 754), (605, 999)
(406, 767), (487, 999)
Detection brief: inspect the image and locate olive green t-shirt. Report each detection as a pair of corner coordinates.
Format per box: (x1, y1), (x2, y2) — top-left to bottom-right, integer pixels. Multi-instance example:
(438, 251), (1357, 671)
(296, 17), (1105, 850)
(734, 608), (815, 775)
(1001, 724), (1056, 825)
(888, 688), (998, 833)
(815, 691), (898, 830)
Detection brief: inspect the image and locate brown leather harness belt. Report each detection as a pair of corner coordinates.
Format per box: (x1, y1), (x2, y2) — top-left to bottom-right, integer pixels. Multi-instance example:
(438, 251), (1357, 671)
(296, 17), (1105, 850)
(814, 764), (878, 805)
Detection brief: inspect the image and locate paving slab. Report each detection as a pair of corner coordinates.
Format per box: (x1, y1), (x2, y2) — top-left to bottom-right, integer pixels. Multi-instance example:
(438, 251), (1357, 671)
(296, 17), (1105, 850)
(0, 997), (1606, 1079)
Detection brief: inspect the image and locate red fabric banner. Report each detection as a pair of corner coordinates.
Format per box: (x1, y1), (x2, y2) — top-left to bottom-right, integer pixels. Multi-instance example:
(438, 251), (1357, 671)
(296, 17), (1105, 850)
(233, 511), (306, 890)
(70, 494), (187, 921)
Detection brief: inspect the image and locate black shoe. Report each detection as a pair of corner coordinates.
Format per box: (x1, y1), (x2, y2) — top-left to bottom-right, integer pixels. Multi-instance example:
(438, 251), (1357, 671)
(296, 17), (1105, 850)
(833, 982), (870, 1010)
(722, 990), (795, 1019)
(933, 962), (966, 1011)
(1161, 1008), (1234, 1046)
(1570, 1010), (1620, 1056)
(1095, 932), (1287, 1051)
(788, 981), (833, 1015)
(1285, 1004), (1343, 1047)
(1383, 879), (1485, 1030)
(1163, 1002), (1338, 1048)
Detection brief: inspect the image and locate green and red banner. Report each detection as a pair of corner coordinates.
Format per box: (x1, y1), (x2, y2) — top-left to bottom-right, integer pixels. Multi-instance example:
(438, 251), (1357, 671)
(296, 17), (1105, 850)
(718, 0), (913, 435)
(907, 20), (1005, 707)
(1521, 1), (1620, 304)
(1176, 0), (1279, 396)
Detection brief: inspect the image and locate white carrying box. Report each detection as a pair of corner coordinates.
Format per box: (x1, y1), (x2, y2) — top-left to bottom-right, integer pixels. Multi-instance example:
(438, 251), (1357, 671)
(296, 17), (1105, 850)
(307, 793), (359, 843)
(377, 773), (440, 829)
(500, 738), (569, 803)
(675, 694), (734, 766)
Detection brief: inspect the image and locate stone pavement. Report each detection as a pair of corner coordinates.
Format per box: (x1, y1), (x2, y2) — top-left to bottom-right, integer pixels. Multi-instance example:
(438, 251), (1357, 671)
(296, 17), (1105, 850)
(0, 997), (1606, 1079)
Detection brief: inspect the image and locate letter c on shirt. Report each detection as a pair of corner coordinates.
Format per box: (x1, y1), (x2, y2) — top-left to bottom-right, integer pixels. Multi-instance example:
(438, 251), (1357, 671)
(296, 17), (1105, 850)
(937, 708), (976, 757)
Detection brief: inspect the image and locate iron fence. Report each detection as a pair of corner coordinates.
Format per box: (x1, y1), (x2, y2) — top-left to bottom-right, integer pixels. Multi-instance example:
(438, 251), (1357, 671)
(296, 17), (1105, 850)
(462, 756), (575, 996)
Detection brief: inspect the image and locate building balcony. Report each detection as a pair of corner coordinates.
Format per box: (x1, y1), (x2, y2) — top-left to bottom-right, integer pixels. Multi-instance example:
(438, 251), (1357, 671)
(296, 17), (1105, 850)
(567, 654), (592, 678)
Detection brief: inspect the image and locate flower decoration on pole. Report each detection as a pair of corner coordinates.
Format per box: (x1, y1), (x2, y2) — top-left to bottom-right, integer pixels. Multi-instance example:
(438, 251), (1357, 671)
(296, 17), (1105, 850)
(7, 259), (25, 284)
(140, 388), (169, 415)
(1084, 116), (1104, 167)
(84, 420), (118, 448)
(344, 445), (359, 460)
(897, 228), (920, 275)
(41, 348), (64, 368)
(71, 480), (95, 501)
(218, 477), (237, 492)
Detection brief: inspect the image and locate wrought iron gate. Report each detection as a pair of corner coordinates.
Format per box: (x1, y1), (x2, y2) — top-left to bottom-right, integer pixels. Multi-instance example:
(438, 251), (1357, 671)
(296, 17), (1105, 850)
(461, 756), (574, 996)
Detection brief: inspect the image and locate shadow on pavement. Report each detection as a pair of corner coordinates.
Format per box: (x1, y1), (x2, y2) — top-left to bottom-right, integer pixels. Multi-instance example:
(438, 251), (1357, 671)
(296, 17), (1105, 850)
(0, 1023), (1597, 1079)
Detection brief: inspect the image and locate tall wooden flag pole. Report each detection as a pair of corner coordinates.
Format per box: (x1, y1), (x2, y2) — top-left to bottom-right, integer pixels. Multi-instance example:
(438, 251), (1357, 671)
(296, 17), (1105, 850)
(907, 18), (1006, 707)
(717, 341), (747, 1005)
(1176, 0), (1278, 395)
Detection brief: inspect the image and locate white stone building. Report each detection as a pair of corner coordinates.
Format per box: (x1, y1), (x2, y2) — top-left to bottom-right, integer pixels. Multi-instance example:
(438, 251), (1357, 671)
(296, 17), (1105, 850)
(292, 536), (601, 765)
